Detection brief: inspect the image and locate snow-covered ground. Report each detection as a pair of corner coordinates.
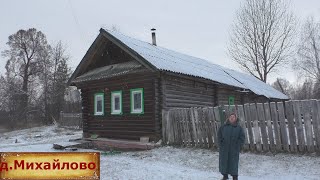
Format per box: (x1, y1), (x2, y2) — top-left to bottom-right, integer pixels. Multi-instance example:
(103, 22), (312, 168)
(0, 125), (319, 180)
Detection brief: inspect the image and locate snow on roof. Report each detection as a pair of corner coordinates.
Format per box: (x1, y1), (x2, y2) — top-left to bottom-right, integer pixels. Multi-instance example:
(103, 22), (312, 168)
(223, 68), (289, 99)
(103, 29), (288, 100)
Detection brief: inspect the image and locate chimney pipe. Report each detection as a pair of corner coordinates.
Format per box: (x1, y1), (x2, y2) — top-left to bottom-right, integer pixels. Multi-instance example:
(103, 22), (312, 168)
(151, 28), (156, 46)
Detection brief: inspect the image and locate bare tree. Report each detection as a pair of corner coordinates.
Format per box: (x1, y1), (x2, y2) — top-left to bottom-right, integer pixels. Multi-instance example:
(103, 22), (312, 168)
(49, 41), (70, 122)
(38, 44), (53, 124)
(1, 28), (73, 128)
(313, 79), (320, 99)
(228, 0), (296, 82)
(2, 28), (50, 121)
(294, 17), (320, 80)
(291, 79), (313, 100)
(271, 77), (293, 98)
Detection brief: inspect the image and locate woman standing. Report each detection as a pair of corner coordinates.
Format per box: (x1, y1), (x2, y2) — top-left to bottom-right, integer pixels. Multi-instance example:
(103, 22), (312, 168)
(218, 112), (245, 180)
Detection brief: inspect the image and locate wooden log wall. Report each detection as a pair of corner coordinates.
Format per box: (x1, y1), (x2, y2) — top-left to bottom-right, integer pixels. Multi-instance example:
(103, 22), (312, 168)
(162, 75), (215, 109)
(162, 74), (270, 110)
(162, 100), (320, 153)
(78, 71), (161, 141)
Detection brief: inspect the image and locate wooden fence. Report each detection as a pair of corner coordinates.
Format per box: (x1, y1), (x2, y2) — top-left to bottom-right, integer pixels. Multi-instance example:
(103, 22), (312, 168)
(162, 100), (320, 153)
(59, 112), (83, 129)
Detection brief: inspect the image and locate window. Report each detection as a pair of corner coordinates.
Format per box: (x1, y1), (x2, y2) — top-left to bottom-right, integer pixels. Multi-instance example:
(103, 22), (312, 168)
(111, 91), (122, 115)
(130, 88), (144, 114)
(94, 93), (104, 116)
(228, 96), (235, 105)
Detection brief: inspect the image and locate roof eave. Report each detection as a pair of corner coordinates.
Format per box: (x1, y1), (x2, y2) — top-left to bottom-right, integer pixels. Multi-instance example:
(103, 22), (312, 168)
(67, 29), (159, 87)
(99, 28), (158, 73)
(67, 33), (105, 86)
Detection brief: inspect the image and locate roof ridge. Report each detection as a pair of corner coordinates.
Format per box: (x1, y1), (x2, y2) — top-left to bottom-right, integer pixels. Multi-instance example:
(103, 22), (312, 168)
(104, 28), (226, 70)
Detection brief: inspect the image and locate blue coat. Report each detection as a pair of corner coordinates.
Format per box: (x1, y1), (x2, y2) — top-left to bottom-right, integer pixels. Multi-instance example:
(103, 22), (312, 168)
(218, 120), (245, 175)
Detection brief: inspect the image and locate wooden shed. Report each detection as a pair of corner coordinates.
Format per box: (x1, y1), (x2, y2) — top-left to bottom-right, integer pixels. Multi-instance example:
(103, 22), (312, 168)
(68, 29), (288, 142)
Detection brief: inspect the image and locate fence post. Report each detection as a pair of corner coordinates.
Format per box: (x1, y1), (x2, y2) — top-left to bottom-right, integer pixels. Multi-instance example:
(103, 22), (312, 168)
(257, 103), (269, 152)
(237, 105), (249, 151)
(162, 110), (168, 144)
(167, 110), (175, 145)
(293, 100), (305, 152)
(250, 103), (262, 152)
(206, 107), (215, 149)
(302, 100), (314, 153)
(270, 102), (282, 152)
(278, 102), (289, 152)
(190, 108), (199, 147)
(244, 103), (254, 151)
(264, 103), (275, 152)
(285, 101), (297, 153)
(315, 100), (320, 152)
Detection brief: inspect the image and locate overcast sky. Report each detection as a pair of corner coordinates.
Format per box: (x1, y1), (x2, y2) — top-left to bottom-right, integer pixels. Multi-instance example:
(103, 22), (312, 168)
(1, 0), (320, 84)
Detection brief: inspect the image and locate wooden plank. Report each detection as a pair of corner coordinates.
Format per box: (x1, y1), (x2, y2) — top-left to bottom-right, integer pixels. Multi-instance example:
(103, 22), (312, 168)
(161, 110), (168, 144)
(213, 106), (222, 148)
(53, 142), (82, 150)
(316, 101), (320, 151)
(293, 100), (305, 152)
(207, 107), (217, 149)
(177, 109), (185, 146)
(264, 103), (275, 152)
(190, 108), (199, 147)
(270, 102), (282, 151)
(257, 103), (269, 152)
(182, 108), (190, 147)
(164, 110), (170, 144)
(177, 109), (184, 146)
(171, 110), (178, 145)
(236, 105), (249, 151)
(203, 108), (214, 148)
(186, 108), (193, 147)
(186, 108), (194, 146)
(285, 101), (297, 153)
(302, 100), (314, 152)
(167, 110), (174, 144)
(171, 110), (177, 145)
(179, 109), (185, 146)
(311, 100), (320, 151)
(277, 102), (289, 152)
(200, 108), (208, 148)
(224, 105), (230, 119)
(213, 106), (222, 129)
(198, 108), (207, 148)
(176, 110), (183, 145)
(229, 105), (236, 114)
(244, 103), (255, 151)
(250, 103), (262, 152)
(194, 108), (201, 147)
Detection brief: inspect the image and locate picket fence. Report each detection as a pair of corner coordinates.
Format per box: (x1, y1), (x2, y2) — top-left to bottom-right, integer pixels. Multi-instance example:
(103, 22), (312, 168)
(59, 112), (83, 129)
(162, 100), (320, 153)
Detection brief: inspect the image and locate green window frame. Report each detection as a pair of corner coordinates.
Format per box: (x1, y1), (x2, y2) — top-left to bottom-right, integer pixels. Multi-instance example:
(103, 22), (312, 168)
(94, 93), (104, 116)
(130, 88), (144, 114)
(228, 95), (235, 105)
(111, 90), (123, 115)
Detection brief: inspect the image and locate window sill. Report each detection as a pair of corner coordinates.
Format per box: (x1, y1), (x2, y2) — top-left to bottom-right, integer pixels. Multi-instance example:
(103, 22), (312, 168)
(111, 112), (122, 115)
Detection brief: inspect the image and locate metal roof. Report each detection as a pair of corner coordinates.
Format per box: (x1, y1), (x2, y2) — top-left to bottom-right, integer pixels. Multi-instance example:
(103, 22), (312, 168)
(72, 61), (145, 83)
(100, 29), (288, 99)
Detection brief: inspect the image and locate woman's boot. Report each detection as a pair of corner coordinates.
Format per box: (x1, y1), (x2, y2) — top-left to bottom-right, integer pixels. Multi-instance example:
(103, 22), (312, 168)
(221, 174), (228, 180)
